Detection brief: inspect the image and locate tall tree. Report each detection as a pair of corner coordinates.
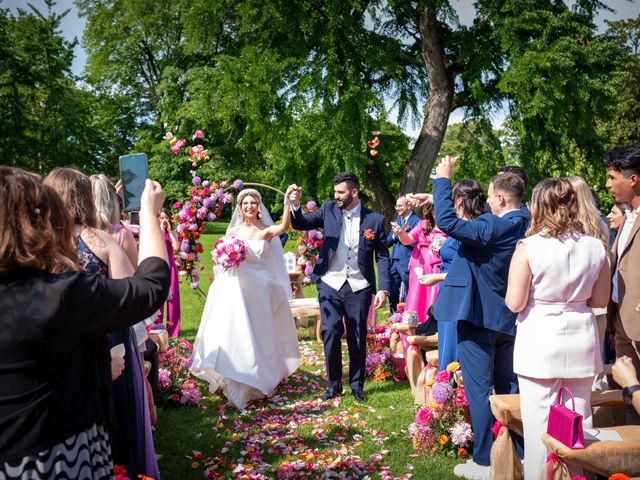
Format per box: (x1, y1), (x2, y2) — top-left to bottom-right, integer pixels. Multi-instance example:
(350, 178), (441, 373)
(76, 0), (622, 216)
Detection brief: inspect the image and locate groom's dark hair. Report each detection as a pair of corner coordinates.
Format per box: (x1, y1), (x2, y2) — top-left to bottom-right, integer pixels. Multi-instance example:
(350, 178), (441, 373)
(332, 172), (360, 191)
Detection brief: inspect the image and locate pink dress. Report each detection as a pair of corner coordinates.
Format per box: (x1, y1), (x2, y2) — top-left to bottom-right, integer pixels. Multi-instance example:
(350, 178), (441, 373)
(156, 232), (181, 337)
(402, 222), (446, 346)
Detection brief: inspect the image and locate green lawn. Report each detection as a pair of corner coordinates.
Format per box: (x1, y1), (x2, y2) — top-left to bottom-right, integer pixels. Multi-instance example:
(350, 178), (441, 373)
(154, 221), (462, 479)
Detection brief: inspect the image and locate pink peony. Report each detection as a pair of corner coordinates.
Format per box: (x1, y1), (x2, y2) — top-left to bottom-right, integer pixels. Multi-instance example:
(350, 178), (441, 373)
(415, 407), (434, 425)
(435, 370), (452, 383)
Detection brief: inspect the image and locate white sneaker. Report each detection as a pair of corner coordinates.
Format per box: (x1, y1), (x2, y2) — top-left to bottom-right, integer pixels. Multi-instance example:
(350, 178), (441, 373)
(453, 459), (491, 480)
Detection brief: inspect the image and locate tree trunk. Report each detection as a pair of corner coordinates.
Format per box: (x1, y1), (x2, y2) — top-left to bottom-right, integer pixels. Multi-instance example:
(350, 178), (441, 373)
(363, 162), (397, 220)
(400, 7), (454, 195)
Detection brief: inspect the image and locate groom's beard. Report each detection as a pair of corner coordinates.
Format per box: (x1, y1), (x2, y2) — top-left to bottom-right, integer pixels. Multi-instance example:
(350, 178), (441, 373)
(337, 193), (354, 210)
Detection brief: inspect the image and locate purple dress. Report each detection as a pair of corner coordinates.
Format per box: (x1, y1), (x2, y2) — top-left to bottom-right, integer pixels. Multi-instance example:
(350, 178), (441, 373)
(77, 237), (160, 479)
(156, 232), (181, 337)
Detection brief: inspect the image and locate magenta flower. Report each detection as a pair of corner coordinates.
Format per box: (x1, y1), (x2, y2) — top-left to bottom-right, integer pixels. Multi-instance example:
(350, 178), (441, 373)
(207, 212), (217, 221)
(233, 179), (244, 190)
(306, 200), (317, 211)
(415, 407), (434, 425)
(170, 144), (181, 154)
(193, 129), (204, 139)
(305, 265), (314, 276)
(435, 370), (452, 383)
(192, 176), (201, 186)
(173, 201), (181, 209)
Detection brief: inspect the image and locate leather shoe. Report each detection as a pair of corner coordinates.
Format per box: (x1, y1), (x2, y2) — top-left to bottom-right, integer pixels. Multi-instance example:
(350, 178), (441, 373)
(351, 389), (366, 402)
(322, 384), (344, 401)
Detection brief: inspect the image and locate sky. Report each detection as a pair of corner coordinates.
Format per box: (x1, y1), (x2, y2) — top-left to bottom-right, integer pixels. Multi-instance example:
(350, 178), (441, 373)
(4, 0), (639, 135)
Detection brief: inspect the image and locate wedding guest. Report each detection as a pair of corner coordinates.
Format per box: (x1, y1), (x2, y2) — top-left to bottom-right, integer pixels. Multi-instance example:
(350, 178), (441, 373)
(612, 356), (640, 416)
(0, 166), (168, 479)
(392, 202), (446, 326)
(604, 144), (640, 422)
(155, 210), (181, 337)
(506, 178), (610, 479)
(607, 202), (626, 249)
(46, 168), (160, 479)
(565, 176), (610, 390)
(91, 174), (139, 268)
(419, 179), (486, 371)
(387, 195), (420, 312)
(432, 157), (529, 479)
(499, 165), (530, 214)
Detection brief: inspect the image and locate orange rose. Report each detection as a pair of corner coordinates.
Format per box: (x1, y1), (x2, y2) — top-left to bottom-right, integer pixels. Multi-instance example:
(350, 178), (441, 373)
(439, 434), (449, 445)
(114, 465), (127, 476)
(457, 448), (467, 458)
(609, 475), (631, 480)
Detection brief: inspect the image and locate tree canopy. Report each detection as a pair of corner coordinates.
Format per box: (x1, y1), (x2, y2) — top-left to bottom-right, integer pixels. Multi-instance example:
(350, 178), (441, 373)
(1, 1), (638, 215)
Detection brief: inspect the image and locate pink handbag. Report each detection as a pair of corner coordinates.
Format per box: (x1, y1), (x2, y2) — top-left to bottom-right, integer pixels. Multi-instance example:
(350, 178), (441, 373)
(546, 386), (585, 449)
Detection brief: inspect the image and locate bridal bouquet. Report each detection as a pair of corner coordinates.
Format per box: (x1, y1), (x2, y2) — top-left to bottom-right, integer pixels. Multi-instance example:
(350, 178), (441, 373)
(212, 236), (247, 269)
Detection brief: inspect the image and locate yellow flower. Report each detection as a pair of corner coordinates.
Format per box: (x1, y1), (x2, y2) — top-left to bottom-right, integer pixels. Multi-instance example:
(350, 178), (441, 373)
(425, 379), (435, 387)
(446, 361), (461, 372)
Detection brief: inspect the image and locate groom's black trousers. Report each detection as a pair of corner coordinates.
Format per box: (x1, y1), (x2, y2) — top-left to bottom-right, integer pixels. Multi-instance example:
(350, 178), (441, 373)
(317, 280), (373, 391)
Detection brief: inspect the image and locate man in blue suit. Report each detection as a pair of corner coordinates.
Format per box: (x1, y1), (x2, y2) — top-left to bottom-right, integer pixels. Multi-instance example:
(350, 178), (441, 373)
(288, 172), (390, 402)
(431, 158), (529, 479)
(387, 196), (420, 312)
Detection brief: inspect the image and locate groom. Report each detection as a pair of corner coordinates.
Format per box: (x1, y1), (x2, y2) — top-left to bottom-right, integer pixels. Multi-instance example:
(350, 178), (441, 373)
(288, 172), (390, 402)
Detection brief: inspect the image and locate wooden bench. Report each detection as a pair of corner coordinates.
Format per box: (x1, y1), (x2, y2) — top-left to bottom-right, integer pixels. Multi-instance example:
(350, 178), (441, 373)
(290, 299), (322, 341)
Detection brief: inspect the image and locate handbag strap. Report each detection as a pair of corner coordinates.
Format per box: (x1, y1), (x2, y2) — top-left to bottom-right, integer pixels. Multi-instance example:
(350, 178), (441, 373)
(556, 385), (576, 412)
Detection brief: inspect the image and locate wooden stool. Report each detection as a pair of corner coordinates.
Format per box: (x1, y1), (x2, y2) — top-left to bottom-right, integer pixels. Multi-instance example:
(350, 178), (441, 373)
(288, 271), (305, 299)
(291, 305), (322, 341)
(149, 329), (169, 353)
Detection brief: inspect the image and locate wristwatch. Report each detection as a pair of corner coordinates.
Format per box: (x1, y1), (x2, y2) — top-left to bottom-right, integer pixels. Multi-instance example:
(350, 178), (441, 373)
(623, 384), (640, 406)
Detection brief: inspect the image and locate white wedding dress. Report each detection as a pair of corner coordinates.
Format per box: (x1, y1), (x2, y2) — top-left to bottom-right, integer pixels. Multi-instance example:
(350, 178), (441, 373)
(190, 237), (301, 409)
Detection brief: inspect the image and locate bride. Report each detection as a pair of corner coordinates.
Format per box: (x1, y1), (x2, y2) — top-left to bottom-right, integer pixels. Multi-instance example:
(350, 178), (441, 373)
(190, 186), (301, 409)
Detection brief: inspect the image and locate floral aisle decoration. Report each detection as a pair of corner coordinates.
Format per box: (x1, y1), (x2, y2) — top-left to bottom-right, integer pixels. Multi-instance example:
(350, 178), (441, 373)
(408, 362), (472, 458)
(365, 325), (393, 381)
(163, 129), (243, 290)
(291, 201), (323, 284)
(157, 338), (205, 407)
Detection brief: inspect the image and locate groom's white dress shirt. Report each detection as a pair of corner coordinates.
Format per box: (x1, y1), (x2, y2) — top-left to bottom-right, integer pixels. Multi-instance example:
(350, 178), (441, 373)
(321, 204), (369, 293)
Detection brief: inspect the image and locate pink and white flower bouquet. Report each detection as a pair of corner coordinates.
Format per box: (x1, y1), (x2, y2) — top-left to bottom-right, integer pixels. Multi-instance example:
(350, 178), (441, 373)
(409, 361), (472, 458)
(212, 236), (247, 269)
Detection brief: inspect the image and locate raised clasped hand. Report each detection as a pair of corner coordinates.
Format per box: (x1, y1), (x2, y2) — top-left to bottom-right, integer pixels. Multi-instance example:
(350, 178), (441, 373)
(287, 184), (302, 206)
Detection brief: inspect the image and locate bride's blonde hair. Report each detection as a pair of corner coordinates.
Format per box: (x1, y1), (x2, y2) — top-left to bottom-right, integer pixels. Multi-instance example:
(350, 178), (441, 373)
(236, 188), (262, 221)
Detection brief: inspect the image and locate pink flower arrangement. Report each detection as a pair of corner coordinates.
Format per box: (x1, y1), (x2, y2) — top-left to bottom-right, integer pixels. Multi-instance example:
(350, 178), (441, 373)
(292, 222), (323, 284)
(157, 338), (205, 407)
(212, 237), (247, 269)
(409, 362), (472, 456)
(163, 129), (243, 290)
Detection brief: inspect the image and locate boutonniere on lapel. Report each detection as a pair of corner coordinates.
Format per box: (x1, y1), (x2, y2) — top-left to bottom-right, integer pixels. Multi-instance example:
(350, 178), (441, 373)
(404, 225), (411, 232)
(363, 229), (376, 241)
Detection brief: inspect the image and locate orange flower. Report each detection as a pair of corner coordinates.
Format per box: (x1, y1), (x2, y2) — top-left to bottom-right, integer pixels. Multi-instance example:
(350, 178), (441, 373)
(439, 434), (449, 445)
(191, 462), (200, 469)
(609, 475), (631, 480)
(457, 448), (467, 458)
(138, 476), (155, 480)
(363, 229), (376, 241)
(169, 393), (179, 402)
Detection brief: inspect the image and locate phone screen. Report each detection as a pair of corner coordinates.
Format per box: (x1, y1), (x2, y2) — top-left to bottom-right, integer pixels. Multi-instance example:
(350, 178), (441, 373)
(119, 153), (148, 211)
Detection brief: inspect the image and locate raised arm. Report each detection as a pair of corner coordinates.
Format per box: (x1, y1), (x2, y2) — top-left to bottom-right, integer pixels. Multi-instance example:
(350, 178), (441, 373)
(288, 185), (325, 230)
(505, 242), (532, 313)
(264, 185), (295, 239)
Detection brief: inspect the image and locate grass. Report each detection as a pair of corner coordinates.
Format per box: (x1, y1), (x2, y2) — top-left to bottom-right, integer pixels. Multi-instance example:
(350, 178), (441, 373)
(153, 221), (462, 479)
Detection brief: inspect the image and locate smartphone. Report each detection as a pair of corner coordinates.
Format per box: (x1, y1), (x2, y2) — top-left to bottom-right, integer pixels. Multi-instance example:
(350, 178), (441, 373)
(119, 153), (148, 211)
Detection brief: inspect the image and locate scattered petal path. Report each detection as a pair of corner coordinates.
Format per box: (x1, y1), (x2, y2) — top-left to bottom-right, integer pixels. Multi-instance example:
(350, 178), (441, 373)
(191, 341), (412, 479)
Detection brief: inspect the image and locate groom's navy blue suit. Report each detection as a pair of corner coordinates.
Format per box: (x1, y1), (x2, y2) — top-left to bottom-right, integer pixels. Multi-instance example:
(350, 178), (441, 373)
(291, 201), (390, 392)
(432, 177), (529, 466)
